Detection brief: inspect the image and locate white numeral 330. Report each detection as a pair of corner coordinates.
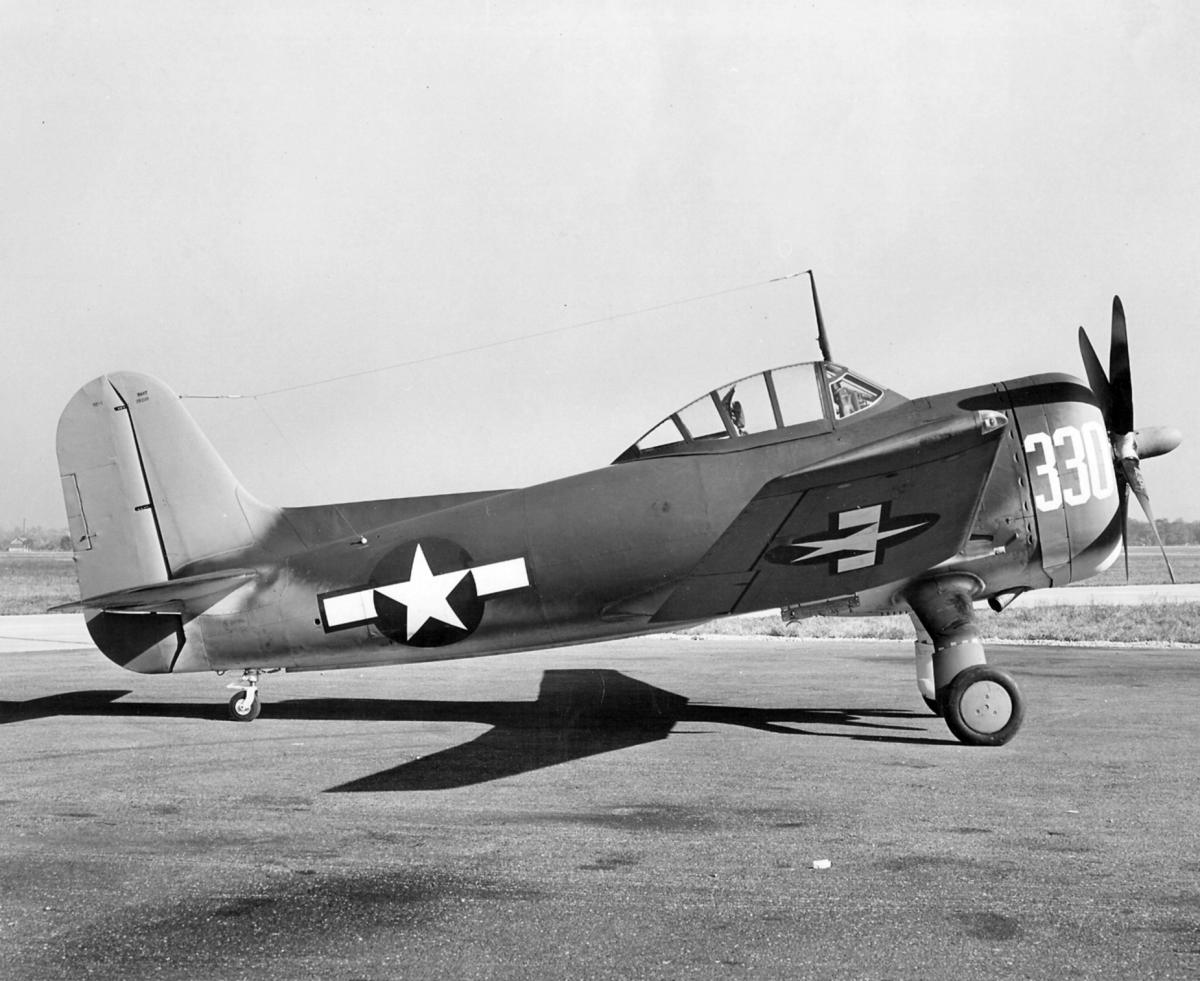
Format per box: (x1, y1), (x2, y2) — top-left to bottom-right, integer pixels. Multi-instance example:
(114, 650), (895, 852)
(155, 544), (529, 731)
(1024, 422), (1115, 512)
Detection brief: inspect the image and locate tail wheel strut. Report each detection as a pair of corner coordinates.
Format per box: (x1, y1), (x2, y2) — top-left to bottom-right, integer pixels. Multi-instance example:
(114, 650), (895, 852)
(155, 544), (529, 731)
(226, 669), (262, 722)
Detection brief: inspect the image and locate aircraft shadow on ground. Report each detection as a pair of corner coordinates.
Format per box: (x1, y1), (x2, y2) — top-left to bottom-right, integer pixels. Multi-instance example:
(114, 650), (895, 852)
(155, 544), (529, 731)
(0, 669), (955, 790)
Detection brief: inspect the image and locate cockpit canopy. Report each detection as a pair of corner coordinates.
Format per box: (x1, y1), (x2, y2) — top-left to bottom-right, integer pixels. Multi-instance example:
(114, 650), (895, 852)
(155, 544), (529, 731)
(615, 362), (902, 463)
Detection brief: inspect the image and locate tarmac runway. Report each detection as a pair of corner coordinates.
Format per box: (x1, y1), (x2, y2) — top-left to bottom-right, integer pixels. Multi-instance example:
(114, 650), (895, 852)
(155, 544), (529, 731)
(3, 630), (1199, 980)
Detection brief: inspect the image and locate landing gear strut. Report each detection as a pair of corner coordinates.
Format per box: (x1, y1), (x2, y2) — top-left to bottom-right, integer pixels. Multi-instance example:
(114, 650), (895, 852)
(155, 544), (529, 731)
(226, 669), (262, 722)
(906, 575), (1025, 746)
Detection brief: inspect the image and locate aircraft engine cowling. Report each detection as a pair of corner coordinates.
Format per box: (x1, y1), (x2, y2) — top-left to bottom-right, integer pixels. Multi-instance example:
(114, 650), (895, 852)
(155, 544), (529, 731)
(1002, 375), (1122, 586)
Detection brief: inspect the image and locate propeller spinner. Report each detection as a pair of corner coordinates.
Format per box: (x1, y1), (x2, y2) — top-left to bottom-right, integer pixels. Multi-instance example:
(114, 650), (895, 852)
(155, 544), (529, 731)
(1078, 297), (1183, 582)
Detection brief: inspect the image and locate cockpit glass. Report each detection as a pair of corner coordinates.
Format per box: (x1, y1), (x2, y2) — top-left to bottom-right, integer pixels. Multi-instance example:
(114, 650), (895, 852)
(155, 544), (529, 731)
(770, 363), (824, 426)
(637, 417), (686, 450)
(676, 392), (729, 443)
(720, 373), (774, 435)
(620, 361), (895, 462)
(824, 364), (883, 418)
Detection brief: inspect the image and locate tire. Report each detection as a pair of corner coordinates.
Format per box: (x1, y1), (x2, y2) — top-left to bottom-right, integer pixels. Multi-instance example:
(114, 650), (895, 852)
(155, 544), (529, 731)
(923, 695), (941, 717)
(227, 690), (262, 722)
(942, 665), (1023, 746)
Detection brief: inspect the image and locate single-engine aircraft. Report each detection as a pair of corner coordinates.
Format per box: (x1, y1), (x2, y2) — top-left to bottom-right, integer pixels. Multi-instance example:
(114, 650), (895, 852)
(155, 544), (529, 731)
(55, 283), (1181, 745)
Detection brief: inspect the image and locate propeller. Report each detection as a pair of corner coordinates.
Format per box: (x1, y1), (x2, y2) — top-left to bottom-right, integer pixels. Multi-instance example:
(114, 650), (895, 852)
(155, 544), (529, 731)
(1078, 297), (1183, 582)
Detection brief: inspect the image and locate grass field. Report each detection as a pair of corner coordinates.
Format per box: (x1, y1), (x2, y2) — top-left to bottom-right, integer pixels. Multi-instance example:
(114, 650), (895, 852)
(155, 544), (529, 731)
(3, 547), (1197, 645)
(0, 552), (77, 615)
(690, 602), (1200, 646)
(1069, 545), (1200, 586)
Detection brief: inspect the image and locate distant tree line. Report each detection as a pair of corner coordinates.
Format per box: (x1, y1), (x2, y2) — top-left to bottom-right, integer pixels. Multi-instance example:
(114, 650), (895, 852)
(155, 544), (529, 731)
(1126, 518), (1200, 547)
(0, 524), (71, 551)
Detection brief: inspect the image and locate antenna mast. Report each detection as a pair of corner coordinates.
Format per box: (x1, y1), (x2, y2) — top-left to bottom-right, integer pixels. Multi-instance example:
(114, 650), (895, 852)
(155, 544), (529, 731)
(805, 269), (832, 363)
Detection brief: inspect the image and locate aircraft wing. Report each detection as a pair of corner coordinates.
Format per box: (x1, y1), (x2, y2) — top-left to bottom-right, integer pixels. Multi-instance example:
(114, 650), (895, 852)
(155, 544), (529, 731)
(650, 411), (1006, 623)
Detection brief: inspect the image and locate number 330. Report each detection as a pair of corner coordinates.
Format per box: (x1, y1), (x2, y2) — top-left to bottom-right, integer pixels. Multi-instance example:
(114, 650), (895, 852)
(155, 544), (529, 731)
(1024, 422), (1115, 512)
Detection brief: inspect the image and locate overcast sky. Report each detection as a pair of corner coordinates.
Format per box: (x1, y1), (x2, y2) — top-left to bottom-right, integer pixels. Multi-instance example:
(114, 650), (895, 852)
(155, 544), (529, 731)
(4, 1), (1198, 528)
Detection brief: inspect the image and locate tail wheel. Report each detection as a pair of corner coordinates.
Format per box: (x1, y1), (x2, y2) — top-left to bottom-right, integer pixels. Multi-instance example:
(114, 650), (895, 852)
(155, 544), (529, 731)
(227, 690), (261, 722)
(942, 665), (1024, 746)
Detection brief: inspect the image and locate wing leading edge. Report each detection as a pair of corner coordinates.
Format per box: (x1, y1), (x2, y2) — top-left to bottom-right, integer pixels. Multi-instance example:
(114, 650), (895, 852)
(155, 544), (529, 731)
(650, 411), (1008, 623)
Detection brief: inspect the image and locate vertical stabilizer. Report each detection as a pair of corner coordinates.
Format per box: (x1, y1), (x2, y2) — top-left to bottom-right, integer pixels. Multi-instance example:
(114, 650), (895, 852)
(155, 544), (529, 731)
(57, 371), (276, 603)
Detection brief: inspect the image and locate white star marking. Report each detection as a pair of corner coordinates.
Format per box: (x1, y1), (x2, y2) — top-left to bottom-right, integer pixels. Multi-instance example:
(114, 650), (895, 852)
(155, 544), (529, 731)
(374, 544), (468, 639)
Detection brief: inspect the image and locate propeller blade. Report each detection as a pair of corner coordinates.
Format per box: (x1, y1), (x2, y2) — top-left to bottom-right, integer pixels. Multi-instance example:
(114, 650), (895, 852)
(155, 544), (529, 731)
(1109, 296), (1134, 433)
(1078, 326), (1113, 423)
(1120, 456), (1177, 584)
(1117, 478), (1129, 581)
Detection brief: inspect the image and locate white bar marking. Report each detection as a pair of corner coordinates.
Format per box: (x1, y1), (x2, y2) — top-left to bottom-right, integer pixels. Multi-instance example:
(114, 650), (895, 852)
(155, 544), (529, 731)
(472, 557), (529, 596)
(322, 589), (376, 627)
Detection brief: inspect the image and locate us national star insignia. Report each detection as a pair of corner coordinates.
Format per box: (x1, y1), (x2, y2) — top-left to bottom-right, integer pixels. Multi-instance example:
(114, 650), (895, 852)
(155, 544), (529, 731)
(317, 538), (530, 646)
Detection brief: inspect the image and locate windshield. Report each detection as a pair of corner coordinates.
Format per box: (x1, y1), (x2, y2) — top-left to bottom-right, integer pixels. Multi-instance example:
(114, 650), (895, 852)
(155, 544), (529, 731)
(825, 364), (884, 418)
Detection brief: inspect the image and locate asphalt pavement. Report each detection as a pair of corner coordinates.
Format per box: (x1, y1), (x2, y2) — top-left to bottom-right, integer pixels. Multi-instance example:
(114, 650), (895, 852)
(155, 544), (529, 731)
(2, 632), (1199, 980)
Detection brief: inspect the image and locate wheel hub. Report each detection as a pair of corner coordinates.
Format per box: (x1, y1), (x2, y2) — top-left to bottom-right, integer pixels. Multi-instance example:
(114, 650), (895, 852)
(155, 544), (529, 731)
(958, 680), (1013, 734)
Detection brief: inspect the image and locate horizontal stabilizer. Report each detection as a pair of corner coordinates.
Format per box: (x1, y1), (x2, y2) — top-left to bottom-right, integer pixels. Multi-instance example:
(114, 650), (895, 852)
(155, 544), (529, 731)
(51, 569), (258, 615)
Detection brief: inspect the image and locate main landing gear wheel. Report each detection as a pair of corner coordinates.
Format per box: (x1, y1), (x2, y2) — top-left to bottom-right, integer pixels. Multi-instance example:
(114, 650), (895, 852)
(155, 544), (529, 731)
(227, 689), (261, 722)
(906, 576), (1023, 745)
(942, 665), (1024, 746)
